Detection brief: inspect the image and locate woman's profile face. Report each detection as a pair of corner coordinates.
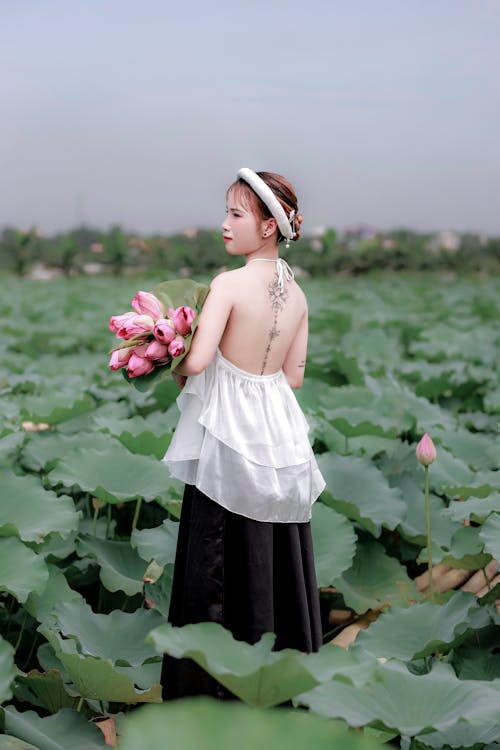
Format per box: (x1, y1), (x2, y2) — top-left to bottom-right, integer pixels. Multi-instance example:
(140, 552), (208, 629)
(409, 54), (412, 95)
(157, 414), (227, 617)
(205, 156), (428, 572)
(221, 190), (264, 255)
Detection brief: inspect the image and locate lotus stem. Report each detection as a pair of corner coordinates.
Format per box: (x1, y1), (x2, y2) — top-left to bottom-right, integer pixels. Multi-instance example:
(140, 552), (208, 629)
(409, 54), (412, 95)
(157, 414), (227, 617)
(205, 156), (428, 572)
(105, 503), (112, 539)
(424, 465), (434, 601)
(76, 696), (84, 713)
(92, 504), (100, 536)
(132, 497), (143, 532)
(14, 611), (28, 653)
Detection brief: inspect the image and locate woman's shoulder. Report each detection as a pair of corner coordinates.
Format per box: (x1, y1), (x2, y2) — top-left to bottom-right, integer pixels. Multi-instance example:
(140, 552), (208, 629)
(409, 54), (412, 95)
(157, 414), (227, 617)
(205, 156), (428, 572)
(209, 267), (247, 291)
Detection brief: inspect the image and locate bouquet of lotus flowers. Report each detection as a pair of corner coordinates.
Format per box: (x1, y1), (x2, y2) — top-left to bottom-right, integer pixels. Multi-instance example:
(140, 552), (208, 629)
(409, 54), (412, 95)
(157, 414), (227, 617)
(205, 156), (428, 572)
(108, 279), (209, 390)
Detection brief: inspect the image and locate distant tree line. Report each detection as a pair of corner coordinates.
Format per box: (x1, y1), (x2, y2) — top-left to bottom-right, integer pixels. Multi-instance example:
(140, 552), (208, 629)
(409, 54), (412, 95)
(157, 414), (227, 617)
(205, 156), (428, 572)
(0, 224), (498, 278)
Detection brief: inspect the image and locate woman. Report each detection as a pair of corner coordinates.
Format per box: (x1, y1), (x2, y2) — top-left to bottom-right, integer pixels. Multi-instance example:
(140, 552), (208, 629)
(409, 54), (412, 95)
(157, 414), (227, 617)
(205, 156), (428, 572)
(160, 168), (325, 700)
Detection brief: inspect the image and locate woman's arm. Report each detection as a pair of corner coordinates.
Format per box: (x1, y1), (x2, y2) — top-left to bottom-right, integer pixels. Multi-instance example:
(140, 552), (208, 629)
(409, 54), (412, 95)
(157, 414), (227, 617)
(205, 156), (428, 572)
(174, 274), (233, 377)
(282, 308), (308, 389)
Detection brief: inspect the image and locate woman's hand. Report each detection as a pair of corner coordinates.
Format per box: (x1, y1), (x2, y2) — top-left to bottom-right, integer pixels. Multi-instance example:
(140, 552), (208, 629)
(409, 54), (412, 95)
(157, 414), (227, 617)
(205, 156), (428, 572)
(172, 371), (187, 389)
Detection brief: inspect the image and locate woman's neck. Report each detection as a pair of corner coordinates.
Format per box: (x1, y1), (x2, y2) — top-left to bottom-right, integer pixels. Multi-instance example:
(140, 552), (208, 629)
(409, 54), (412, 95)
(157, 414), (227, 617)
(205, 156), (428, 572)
(244, 247), (279, 264)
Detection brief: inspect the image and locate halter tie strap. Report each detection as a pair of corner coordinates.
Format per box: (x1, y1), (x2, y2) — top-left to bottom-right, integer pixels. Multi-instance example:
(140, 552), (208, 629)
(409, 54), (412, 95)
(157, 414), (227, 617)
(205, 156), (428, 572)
(247, 257), (294, 293)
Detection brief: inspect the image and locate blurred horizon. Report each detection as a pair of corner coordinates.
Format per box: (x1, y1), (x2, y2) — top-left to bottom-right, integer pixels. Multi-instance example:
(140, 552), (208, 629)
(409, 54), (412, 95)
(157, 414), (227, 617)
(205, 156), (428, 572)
(2, 0), (499, 236)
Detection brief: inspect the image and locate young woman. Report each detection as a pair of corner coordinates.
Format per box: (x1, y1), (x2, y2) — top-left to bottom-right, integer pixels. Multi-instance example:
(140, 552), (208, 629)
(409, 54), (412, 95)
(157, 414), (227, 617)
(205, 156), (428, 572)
(160, 168), (326, 700)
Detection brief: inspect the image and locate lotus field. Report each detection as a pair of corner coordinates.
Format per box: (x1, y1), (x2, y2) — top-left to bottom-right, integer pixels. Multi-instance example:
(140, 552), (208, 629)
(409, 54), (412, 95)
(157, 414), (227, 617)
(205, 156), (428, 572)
(0, 273), (499, 749)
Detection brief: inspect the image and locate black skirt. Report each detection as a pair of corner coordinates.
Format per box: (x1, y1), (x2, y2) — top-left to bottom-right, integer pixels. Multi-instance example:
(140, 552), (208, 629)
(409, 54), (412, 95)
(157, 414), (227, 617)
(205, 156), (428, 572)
(161, 484), (323, 700)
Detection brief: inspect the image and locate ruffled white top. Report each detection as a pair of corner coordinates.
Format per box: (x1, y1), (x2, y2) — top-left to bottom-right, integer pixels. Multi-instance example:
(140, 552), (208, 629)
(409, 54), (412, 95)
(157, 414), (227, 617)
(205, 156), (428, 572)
(162, 349), (325, 523)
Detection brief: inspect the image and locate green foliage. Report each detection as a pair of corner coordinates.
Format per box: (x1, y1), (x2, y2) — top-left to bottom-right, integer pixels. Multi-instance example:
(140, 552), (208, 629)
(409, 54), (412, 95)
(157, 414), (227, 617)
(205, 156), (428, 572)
(0, 273), (499, 748)
(119, 699), (382, 750)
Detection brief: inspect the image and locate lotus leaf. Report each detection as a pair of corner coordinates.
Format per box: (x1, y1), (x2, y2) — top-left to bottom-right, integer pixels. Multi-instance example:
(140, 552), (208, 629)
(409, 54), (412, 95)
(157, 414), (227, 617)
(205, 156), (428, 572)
(0, 538), (48, 602)
(296, 660), (500, 737)
(0, 638), (15, 705)
(2, 707), (106, 750)
(317, 452), (406, 535)
(310, 502), (356, 586)
(47, 443), (171, 504)
(131, 519), (179, 566)
(333, 541), (419, 612)
(0, 470), (80, 543)
(75, 535), (148, 595)
(118, 698), (383, 750)
(354, 592), (488, 660)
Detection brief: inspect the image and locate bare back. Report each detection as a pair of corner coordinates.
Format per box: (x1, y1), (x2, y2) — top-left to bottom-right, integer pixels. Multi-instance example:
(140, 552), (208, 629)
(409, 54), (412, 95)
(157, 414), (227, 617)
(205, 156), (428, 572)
(218, 262), (307, 376)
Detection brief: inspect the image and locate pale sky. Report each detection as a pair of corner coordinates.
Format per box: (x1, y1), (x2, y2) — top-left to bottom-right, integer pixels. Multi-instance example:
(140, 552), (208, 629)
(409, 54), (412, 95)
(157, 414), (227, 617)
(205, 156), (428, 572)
(2, 0), (499, 236)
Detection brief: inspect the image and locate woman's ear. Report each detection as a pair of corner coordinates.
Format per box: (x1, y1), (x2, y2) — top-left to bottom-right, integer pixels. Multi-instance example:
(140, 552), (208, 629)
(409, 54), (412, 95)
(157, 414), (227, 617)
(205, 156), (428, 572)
(262, 217), (278, 238)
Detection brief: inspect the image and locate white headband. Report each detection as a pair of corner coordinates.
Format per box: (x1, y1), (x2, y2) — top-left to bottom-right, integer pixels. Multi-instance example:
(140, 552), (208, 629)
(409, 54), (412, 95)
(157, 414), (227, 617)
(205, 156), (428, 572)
(237, 167), (296, 242)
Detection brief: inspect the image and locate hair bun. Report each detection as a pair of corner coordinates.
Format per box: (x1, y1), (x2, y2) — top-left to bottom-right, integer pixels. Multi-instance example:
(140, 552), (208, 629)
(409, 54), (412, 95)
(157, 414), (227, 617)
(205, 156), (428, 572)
(292, 212), (304, 241)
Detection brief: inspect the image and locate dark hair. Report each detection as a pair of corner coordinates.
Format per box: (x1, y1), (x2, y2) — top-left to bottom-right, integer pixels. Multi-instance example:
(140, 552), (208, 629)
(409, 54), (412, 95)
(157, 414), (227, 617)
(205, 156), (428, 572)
(227, 171), (304, 242)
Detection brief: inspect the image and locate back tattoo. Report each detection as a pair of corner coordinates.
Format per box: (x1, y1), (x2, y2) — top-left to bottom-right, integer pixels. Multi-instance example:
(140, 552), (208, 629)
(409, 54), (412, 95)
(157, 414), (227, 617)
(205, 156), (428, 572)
(260, 272), (289, 375)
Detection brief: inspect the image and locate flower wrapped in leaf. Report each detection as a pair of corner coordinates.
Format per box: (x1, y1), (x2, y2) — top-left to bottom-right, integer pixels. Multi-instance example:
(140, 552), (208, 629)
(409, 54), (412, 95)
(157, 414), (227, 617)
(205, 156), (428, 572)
(108, 279), (209, 391)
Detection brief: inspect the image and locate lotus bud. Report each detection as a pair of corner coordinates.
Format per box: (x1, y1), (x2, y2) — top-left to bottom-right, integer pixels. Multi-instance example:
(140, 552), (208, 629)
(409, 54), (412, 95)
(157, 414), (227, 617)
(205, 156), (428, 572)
(154, 318), (176, 344)
(168, 335), (186, 358)
(109, 347), (133, 370)
(172, 305), (196, 336)
(131, 291), (165, 321)
(127, 353), (155, 378)
(416, 433), (437, 466)
(145, 339), (169, 360)
(117, 314), (155, 340)
(109, 311), (136, 336)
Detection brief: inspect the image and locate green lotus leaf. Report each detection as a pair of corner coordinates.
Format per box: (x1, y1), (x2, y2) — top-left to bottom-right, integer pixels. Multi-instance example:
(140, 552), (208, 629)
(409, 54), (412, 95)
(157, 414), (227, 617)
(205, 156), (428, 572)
(310, 502), (356, 586)
(425, 448), (474, 495)
(38, 627), (161, 702)
(479, 512), (500, 561)
(441, 470), (500, 500)
(317, 452), (406, 535)
(296, 660), (500, 737)
(143, 564), (174, 617)
(19, 392), (96, 426)
(17, 670), (80, 714)
(334, 541), (419, 613)
(20, 432), (112, 473)
(25, 565), (83, 626)
(433, 427), (498, 471)
(438, 525), (492, 570)
(397, 475), (461, 548)
(453, 641), (500, 682)
(55, 653), (161, 703)
(326, 408), (398, 439)
(0, 637), (15, 705)
(354, 592), (488, 660)
(51, 598), (162, 666)
(0, 736), (41, 750)
(131, 519), (179, 566)
(0, 537), (49, 603)
(118, 699), (383, 750)
(414, 720), (500, 749)
(0, 470), (80, 543)
(75, 534), (148, 595)
(2, 707), (106, 750)
(47, 443), (171, 504)
(443, 494), (500, 523)
(148, 621), (373, 707)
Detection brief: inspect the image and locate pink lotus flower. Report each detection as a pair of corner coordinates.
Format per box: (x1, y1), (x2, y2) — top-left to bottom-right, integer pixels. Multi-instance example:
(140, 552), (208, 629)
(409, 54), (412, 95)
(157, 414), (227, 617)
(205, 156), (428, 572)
(131, 291), (164, 320)
(171, 306), (196, 336)
(168, 335), (185, 358)
(127, 353), (155, 378)
(109, 347), (133, 370)
(416, 433), (437, 466)
(109, 312), (136, 335)
(154, 318), (176, 344)
(145, 339), (169, 360)
(117, 314), (155, 340)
